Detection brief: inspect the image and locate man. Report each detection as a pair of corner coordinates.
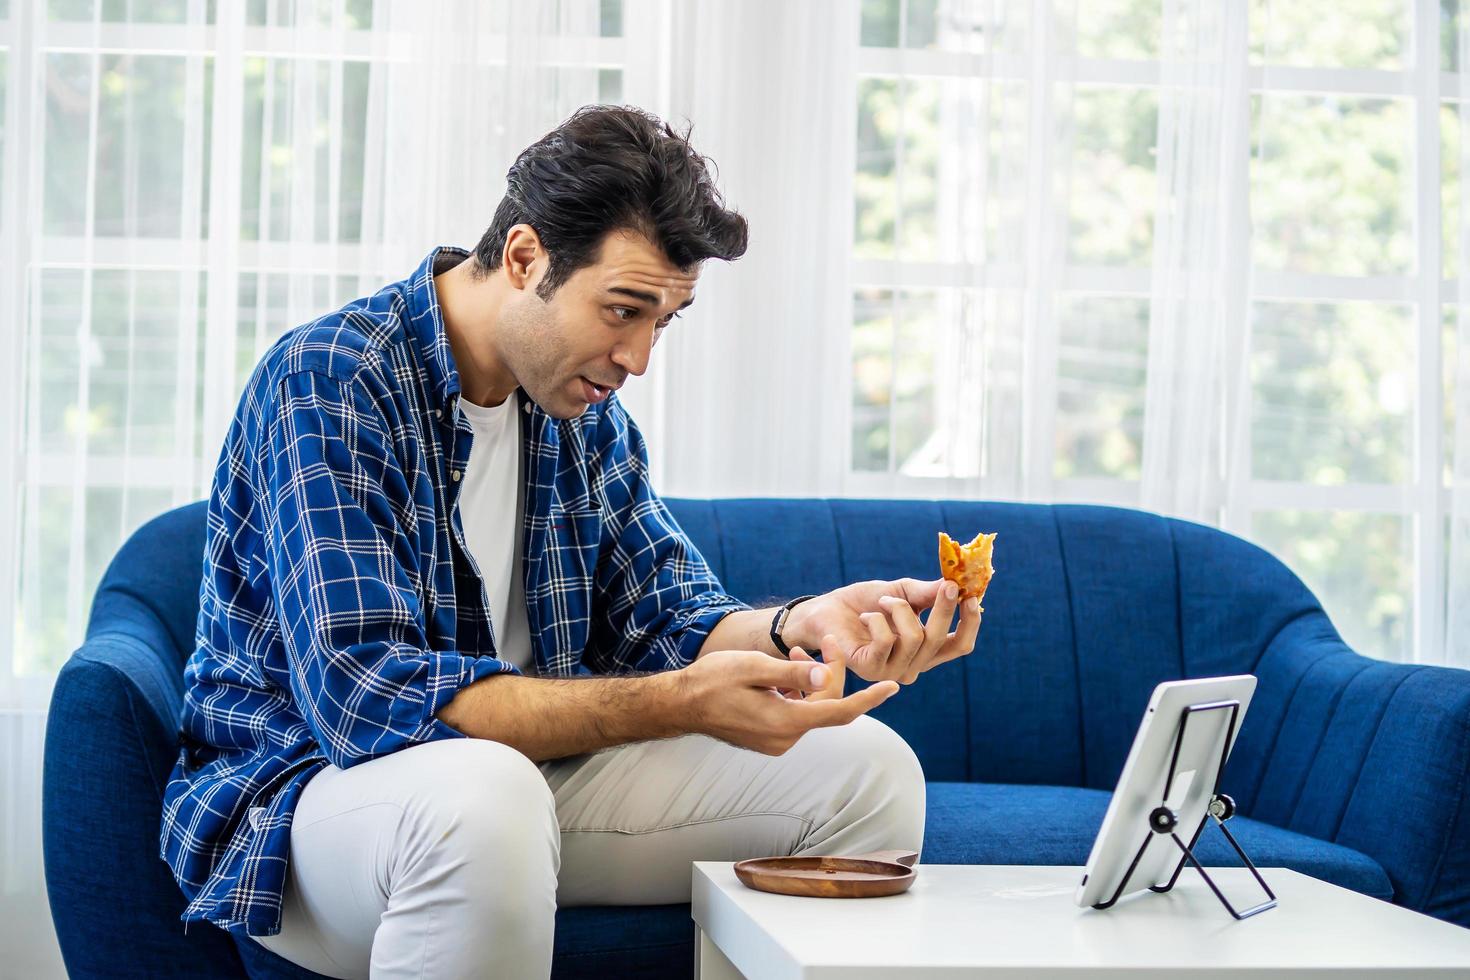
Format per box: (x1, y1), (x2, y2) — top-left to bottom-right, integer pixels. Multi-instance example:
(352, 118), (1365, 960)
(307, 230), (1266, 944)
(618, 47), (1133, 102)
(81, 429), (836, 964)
(161, 105), (981, 978)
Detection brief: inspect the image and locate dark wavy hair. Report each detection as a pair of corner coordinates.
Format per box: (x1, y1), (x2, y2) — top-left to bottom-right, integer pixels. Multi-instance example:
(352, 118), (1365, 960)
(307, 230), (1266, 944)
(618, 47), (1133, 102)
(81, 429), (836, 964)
(474, 105), (749, 301)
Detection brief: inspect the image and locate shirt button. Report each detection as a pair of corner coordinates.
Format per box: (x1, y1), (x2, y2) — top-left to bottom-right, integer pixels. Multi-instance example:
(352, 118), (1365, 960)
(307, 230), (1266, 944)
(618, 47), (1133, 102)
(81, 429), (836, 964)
(451, 470), (463, 482)
(522, 402), (531, 414)
(433, 409), (442, 418)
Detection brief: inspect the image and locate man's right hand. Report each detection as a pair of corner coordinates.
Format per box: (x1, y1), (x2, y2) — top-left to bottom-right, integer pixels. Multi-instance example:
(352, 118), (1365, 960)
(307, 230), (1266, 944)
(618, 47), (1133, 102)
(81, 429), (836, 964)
(672, 644), (900, 756)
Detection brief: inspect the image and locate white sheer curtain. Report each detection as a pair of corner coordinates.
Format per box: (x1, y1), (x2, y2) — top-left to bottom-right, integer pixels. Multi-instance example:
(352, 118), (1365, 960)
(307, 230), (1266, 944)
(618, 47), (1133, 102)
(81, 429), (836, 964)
(1449, 10), (1470, 669)
(861, 2), (1047, 501)
(639, 0), (857, 497)
(1137, 0), (1252, 526)
(0, 1), (616, 973)
(1136, 0), (1467, 670)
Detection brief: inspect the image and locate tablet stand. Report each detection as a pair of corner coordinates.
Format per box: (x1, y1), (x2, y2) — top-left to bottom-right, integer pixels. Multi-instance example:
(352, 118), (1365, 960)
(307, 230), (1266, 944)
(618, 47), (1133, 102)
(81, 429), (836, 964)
(1091, 698), (1278, 920)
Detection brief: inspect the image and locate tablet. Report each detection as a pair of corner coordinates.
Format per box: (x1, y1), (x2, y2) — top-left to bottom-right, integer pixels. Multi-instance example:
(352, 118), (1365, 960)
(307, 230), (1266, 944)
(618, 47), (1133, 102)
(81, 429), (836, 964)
(1075, 674), (1257, 910)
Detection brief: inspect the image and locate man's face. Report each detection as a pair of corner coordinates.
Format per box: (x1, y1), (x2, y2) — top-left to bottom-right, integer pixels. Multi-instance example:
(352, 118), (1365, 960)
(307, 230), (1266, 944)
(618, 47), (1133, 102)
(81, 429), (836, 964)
(498, 228), (699, 419)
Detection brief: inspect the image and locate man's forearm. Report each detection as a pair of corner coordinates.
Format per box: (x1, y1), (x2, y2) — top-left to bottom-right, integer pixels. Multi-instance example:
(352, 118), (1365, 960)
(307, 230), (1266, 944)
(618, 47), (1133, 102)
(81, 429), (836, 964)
(438, 606), (796, 761)
(436, 671), (688, 762)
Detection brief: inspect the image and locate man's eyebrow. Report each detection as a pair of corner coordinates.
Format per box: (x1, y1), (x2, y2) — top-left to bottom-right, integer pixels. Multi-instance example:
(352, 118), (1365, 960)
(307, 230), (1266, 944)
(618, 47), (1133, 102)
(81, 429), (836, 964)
(607, 286), (696, 311)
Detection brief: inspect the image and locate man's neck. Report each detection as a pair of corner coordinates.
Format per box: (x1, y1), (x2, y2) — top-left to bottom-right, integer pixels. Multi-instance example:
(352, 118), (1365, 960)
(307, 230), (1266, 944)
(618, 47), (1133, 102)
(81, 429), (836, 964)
(435, 255), (518, 408)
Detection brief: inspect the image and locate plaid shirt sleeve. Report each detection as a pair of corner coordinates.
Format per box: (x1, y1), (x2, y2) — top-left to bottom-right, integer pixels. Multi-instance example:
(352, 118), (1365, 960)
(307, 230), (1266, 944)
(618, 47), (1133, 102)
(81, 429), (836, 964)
(588, 398), (750, 673)
(263, 368), (514, 769)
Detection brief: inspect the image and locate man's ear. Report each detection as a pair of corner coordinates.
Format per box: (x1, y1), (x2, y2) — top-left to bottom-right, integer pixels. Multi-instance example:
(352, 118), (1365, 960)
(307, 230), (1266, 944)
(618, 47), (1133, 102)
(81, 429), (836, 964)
(502, 224), (544, 292)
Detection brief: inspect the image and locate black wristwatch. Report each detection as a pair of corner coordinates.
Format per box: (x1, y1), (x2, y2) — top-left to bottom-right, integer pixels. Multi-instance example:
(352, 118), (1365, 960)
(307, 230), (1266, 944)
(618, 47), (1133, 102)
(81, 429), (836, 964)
(769, 594), (817, 657)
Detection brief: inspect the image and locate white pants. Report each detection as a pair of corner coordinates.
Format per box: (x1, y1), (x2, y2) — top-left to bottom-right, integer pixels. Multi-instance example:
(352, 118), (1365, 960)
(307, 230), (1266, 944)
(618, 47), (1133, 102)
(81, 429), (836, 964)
(251, 714), (927, 979)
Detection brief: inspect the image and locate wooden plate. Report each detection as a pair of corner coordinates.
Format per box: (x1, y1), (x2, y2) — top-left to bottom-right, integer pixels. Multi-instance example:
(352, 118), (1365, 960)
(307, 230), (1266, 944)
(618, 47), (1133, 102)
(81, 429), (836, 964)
(733, 849), (919, 898)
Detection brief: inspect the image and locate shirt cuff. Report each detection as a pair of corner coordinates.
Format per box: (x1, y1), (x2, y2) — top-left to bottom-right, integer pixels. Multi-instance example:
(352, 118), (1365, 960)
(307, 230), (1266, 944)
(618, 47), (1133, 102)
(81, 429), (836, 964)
(652, 592), (753, 670)
(410, 650), (523, 742)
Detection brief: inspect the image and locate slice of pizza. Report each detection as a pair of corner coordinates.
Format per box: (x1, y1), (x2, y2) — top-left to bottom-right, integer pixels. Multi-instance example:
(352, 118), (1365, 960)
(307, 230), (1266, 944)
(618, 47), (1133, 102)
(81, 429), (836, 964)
(938, 530), (997, 608)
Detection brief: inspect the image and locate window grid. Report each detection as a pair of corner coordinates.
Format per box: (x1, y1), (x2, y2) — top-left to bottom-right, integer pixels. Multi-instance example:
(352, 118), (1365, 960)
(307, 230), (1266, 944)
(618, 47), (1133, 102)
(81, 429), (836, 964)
(851, 1), (1455, 663)
(0, 6), (626, 681)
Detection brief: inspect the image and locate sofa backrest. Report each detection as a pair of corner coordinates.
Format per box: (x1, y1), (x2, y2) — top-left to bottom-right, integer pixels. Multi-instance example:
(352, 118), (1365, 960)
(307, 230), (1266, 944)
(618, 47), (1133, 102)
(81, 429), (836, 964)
(664, 498), (1324, 794)
(71, 498), (1329, 799)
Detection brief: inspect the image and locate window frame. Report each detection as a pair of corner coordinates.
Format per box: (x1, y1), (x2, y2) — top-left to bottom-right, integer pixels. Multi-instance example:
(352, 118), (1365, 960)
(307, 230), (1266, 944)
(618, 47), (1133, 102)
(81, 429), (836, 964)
(850, 0), (1453, 663)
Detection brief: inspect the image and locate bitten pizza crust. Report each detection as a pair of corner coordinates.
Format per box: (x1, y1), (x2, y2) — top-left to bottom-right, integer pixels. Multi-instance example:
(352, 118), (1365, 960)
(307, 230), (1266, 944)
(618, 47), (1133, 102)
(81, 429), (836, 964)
(938, 531), (997, 608)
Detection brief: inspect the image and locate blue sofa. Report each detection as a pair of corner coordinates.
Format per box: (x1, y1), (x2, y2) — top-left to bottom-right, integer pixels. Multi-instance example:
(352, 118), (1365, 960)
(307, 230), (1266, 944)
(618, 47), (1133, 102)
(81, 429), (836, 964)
(44, 498), (1470, 978)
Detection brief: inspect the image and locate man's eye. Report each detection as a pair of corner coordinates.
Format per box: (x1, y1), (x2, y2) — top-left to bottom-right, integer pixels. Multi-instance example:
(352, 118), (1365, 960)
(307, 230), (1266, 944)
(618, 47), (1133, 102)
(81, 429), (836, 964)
(611, 308), (683, 327)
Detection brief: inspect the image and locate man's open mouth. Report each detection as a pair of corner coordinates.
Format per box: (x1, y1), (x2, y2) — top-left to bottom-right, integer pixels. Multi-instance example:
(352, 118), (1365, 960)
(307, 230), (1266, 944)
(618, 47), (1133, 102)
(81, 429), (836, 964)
(580, 377), (615, 404)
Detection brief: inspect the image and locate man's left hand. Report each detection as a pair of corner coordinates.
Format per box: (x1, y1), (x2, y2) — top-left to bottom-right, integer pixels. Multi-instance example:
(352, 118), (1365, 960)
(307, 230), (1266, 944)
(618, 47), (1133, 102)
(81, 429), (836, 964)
(784, 578), (982, 685)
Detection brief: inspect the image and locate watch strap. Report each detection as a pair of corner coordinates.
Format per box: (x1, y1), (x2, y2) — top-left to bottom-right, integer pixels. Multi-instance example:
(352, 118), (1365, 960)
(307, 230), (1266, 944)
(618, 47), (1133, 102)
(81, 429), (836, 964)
(769, 594), (818, 657)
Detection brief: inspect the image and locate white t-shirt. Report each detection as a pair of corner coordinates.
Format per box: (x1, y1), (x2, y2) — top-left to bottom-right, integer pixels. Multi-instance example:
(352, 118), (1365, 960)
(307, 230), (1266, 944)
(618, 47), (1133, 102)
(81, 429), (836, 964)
(456, 393), (536, 674)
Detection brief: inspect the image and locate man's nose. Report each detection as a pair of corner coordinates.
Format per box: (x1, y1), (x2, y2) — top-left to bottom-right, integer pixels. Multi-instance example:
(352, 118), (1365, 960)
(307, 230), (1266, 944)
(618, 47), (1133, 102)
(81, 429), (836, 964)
(611, 320), (656, 377)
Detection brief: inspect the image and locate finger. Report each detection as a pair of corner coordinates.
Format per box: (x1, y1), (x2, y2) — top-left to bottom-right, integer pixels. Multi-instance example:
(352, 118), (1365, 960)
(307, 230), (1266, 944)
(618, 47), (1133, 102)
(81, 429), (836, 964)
(744, 648), (832, 694)
(820, 633), (847, 665)
(879, 595), (926, 681)
(925, 646), (973, 672)
(806, 636), (847, 702)
(785, 647), (820, 700)
(898, 582), (963, 683)
(948, 596), (981, 656)
(925, 581), (960, 644)
(896, 577), (945, 611)
(796, 680), (901, 728)
(921, 607), (984, 674)
(858, 611), (896, 668)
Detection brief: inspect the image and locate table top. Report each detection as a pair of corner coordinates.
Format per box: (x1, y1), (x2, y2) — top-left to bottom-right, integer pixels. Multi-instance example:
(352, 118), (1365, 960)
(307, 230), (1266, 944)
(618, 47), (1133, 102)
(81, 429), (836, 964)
(691, 863), (1470, 978)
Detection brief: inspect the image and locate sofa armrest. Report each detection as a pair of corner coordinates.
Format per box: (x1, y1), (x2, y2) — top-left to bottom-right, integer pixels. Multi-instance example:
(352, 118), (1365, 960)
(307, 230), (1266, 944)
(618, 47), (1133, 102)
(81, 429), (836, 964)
(44, 637), (246, 978)
(1223, 612), (1470, 926)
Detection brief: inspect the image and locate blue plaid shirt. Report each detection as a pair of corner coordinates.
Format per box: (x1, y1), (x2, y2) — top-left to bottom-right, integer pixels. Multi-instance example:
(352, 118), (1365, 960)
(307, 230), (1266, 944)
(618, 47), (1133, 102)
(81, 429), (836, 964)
(160, 247), (749, 937)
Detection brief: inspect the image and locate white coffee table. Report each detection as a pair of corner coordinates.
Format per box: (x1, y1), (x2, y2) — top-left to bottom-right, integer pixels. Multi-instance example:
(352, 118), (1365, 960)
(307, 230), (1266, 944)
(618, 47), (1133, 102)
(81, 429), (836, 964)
(691, 863), (1470, 978)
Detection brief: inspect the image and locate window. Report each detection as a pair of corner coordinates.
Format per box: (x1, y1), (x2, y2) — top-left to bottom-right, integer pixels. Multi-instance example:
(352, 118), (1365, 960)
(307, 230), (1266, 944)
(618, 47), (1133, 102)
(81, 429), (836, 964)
(851, 0), (1461, 664)
(1, 0), (627, 683)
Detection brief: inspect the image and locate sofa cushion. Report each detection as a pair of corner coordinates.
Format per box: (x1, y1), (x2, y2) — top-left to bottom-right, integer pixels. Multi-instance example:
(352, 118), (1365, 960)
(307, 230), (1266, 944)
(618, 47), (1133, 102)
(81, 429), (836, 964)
(923, 782), (1393, 900)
